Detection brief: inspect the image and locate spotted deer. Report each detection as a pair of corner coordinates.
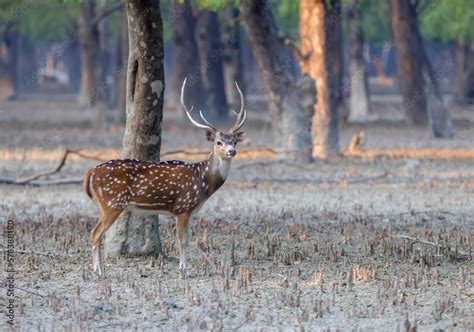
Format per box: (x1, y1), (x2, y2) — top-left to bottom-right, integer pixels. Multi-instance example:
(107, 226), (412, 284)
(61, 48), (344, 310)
(83, 78), (246, 277)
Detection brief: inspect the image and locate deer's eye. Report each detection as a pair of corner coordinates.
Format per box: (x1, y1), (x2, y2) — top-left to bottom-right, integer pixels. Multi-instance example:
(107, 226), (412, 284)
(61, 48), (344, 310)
(216, 141), (222, 146)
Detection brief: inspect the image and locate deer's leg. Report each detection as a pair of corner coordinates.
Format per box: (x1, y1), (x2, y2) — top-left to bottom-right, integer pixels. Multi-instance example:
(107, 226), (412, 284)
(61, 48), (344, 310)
(91, 208), (123, 276)
(91, 211), (103, 276)
(176, 213), (191, 278)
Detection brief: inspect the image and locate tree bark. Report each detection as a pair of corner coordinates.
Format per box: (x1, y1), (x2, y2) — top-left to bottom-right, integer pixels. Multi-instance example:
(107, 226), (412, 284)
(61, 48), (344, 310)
(346, 0), (371, 122)
(390, 0), (427, 125)
(17, 34), (36, 92)
(220, 5), (245, 112)
(195, 11), (228, 121)
(94, 0), (111, 125)
(239, 0), (314, 162)
(78, 0), (100, 107)
(65, 35), (81, 93)
(170, 0), (204, 113)
(1, 23), (19, 100)
(454, 39), (474, 104)
(300, 0), (339, 158)
(327, 0), (345, 125)
(469, 40), (474, 104)
(116, 7), (128, 123)
(104, 0), (164, 259)
(390, 0), (452, 137)
(422, 48), (453, 138)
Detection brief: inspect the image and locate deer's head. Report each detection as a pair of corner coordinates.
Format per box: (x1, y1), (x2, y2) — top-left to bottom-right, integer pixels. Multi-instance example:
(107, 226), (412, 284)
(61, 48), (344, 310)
(181, 77), (247, 160)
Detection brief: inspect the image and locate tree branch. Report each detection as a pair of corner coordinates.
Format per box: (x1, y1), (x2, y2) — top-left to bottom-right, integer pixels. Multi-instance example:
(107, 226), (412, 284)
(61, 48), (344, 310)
(398, 235), (470, 261)
(0, 148), (104, 186)
(283, 38), (311, 62)
(93, 1), (124, 26)
(277, 33), (312, 62)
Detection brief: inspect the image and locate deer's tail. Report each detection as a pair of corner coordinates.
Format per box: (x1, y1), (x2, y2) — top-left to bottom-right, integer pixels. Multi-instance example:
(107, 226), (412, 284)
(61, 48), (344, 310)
(83, 169), (94, 199)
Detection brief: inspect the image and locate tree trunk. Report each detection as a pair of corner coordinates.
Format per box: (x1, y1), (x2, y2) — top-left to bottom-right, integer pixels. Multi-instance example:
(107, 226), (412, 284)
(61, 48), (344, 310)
(239, 0), (314, 162)
(391, 0), (452, 137)
(454, 39), (474, 104)
(65, 35), (81, 93)
(17, 34), (36, 92)
(195, 11), (228, 121)
(94, 0), (111, 125)
(469, 41), (474, 104)
(1, 23), (19, 100)
(104, 0), (164, 259)
(300, 0), (339, 159)
(347, 0), (371, 122)
(422, 48), (453, 138)
(170, 0), (204, 113)
(220, 5), (245, 112)
(327, 0), (345, 126)
(78, 0), (100, 107)
(117, 7), (128, 123)
(390, 0), (427, 125)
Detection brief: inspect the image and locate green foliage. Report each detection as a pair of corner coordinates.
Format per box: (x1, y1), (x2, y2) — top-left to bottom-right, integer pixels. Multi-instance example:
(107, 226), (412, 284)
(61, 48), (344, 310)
(191, 0), (230, 11)
(273, 0), (299, 40)
(359, 0), (391, 45)
(420, 0), (474, 42)
(0, 0), (79, 42)
(20, 1), (79, 42)
(0, 0), (28, 24)
(161, 0), (176, 43)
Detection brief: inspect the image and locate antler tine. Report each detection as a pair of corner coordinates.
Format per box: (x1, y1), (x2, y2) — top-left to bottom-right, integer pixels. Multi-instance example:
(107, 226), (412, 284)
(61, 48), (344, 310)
(181, 77), (216, 131)
(230, 81), (247, 133)
(199, 110), (217, 131)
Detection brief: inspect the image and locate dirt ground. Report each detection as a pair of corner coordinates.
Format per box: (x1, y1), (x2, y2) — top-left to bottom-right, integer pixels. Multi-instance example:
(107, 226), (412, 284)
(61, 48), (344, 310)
(0, 95), (473, 331)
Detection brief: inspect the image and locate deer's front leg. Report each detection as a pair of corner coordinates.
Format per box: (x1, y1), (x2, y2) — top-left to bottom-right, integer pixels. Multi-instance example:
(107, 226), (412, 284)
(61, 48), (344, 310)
(176, 213), (190, 278)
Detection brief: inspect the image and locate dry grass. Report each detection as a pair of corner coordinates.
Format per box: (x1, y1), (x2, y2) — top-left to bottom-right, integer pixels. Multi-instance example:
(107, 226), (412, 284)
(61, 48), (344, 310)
(1, 98), (474, 330)
(1, 181), (473, 330)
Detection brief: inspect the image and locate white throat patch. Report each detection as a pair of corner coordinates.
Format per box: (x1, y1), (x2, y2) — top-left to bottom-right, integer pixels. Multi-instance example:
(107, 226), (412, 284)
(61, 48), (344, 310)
(216, 157), (231, 180)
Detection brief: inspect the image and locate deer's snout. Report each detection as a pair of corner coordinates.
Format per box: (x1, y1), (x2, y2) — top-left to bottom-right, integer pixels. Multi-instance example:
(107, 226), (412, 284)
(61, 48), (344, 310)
(226, 148), (236, 157)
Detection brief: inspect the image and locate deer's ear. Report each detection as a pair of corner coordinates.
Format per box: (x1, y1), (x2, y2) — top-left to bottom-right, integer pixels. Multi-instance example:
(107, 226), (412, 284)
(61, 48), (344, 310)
(205, 130), (215, 142)
(234, 131), (246, 143)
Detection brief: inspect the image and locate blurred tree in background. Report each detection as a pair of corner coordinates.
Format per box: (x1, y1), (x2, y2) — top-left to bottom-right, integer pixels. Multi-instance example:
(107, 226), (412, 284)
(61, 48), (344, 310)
(1, 0), (471, 142)
(391, 0), (453, 137)
(420, 0), (474, 104)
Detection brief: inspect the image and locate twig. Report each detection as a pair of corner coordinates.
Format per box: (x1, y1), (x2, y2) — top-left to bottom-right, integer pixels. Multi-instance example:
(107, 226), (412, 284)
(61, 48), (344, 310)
(250, 173), (388, 185)
(398, 235), (470, 261)
(0, 249), (72, 259)
(237, 159), (312, 170)
(93, 1), (124, 26)
(69, 149), (108, 162)
(14, 148), (71, 184)
(197, 247), (222, 276)
(0, 148), (103, 186)
(160, 149), (209, 158)
(161, 147), (283, 158)
(0, 177), (83, 186)
(14, 287), (47, 298)
(232, 318), (250, 332)
(283, 37), (312, 62)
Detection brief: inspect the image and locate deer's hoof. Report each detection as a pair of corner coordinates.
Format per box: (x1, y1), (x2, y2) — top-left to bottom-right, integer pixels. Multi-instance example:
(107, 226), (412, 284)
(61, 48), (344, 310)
(93, 264), (104, 277)
(179, 268), (193, 279)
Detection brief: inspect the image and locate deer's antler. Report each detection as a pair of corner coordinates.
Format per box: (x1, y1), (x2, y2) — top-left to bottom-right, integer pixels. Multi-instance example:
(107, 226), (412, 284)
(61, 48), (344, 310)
(230, 82), (247, 134)
(181, 77), (217, 132)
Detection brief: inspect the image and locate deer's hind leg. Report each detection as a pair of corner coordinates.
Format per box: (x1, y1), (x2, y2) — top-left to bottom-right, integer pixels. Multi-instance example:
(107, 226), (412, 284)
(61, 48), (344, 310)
(91, 208), (123, 276)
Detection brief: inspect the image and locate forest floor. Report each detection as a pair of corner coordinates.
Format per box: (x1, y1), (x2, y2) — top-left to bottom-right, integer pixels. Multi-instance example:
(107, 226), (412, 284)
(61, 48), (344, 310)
(0, 95), (473, 330)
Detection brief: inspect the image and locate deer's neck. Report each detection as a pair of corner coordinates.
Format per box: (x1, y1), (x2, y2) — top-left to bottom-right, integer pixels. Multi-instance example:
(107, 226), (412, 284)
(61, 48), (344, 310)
(203, 152), (231, 194)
